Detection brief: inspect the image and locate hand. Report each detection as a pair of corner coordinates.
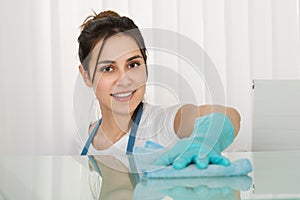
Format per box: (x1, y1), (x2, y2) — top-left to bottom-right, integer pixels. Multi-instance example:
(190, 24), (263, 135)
(155, 113), (234, 169)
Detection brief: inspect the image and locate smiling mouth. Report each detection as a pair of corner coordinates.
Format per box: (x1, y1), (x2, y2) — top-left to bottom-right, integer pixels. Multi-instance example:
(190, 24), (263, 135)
(110, 90), (137, 101)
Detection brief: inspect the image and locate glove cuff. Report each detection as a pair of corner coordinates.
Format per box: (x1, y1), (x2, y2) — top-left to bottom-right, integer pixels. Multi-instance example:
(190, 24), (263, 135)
(192, 112), (234, 152)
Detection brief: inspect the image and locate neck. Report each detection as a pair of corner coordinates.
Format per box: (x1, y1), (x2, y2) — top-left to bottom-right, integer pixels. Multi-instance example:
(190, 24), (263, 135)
(100, 110), (133, 143)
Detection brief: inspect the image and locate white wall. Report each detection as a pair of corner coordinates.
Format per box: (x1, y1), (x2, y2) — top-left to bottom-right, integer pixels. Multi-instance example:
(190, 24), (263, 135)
(252, 80), (300, 151)
(0, 0), (299, 154)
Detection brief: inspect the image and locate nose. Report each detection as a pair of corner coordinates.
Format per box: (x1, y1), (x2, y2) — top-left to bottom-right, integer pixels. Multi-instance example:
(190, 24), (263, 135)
(116, 70), (133, 87)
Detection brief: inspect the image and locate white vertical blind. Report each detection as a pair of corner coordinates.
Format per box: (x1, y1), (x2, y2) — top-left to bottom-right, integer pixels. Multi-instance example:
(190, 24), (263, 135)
(249, 0), (274, 78)
(272, 0), (300, 78)
(224, 0), (252, 151)
(177, 1), (206, 106)
(0, 0), (300, 154)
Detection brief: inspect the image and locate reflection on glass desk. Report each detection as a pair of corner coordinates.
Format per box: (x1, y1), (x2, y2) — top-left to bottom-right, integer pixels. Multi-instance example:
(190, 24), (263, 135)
(0, 151), (299, 200)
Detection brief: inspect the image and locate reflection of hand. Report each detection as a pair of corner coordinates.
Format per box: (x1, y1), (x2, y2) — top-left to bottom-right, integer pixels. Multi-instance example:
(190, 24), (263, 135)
(155, 113), (234, 169)
(134, 176), (252, 200)
(159, 185), (233, 200)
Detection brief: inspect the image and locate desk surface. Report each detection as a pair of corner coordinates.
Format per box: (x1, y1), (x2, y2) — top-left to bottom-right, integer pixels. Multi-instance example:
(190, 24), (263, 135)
(0, 151), (299, 200)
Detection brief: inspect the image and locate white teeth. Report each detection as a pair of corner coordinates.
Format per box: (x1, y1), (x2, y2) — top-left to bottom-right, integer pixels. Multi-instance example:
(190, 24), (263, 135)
(112, 91), (133, 98)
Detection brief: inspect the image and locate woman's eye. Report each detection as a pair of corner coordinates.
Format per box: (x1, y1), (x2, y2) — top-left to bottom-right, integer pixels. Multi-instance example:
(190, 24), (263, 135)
(100, 66), (113, 72)
(128, 62), (140, 69)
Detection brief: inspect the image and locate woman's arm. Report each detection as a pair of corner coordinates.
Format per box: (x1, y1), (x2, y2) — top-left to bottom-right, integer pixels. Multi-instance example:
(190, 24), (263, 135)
(174, 104), (241, 139)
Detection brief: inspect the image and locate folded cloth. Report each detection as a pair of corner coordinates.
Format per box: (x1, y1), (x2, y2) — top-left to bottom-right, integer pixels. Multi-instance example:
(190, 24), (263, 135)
(143, 158), (252, 178)
(133, 141), (253, 179)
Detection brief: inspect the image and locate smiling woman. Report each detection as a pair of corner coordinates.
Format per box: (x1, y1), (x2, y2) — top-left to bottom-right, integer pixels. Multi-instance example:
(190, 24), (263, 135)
(77, 10), (241, 172)
(83, 34), (147, 116)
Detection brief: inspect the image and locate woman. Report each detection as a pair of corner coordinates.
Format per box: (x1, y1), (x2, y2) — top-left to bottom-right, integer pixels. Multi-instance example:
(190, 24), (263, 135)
(78, 10), (241, 170)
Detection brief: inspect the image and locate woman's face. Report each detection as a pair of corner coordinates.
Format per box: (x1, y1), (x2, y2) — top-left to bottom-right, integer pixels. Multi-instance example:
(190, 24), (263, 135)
(88, 34), (147, 116)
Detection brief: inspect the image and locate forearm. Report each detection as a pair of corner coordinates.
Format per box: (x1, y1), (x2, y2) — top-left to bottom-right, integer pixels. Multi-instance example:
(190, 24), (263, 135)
(174, 104), (241, 138)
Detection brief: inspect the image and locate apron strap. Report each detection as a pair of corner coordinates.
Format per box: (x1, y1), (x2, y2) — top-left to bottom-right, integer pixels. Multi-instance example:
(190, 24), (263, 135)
(81, 103), (143, 155)
(126, 103), (143, 154)
(81, 119), (102, 155)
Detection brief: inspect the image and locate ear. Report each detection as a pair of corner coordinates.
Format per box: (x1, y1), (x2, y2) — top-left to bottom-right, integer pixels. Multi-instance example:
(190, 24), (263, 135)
(79, 65), (93, 87)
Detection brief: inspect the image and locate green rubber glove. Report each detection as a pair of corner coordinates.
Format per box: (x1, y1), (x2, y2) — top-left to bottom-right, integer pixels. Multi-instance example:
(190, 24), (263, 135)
(155, 112), (234, 169)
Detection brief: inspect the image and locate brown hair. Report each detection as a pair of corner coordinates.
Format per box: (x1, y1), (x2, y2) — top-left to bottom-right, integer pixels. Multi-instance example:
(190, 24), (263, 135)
(78, 10), (148, 82)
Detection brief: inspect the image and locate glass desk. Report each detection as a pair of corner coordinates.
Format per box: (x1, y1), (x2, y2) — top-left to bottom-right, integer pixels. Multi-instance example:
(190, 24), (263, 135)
(0, 151), (299, 200)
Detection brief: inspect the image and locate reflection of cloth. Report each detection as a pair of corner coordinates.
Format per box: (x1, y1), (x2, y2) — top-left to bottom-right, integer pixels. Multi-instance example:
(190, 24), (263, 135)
(137, 176), (253, 191)
(134, 176), (253, 200)
(77, 103), (181, 155)
(134, 141), (253, 178)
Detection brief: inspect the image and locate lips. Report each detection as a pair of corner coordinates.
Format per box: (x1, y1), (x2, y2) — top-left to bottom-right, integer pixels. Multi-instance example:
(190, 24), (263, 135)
(110, 90), (136, 102)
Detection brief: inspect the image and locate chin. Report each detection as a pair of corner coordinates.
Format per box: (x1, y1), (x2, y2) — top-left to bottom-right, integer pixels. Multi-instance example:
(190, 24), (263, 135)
(110, 100), (140, 116)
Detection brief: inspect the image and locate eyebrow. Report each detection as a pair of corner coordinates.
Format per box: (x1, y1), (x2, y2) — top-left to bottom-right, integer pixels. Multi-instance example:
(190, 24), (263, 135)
(97, 55), (143, 65)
